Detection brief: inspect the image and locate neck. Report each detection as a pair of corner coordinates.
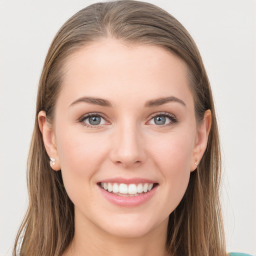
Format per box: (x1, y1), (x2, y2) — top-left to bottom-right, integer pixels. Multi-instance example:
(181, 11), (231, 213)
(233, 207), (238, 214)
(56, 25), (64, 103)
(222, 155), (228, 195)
(63, 213), (170, 256)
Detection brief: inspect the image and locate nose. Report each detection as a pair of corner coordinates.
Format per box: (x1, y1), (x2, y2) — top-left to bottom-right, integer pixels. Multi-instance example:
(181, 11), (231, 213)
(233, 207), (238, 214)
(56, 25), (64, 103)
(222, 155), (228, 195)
(109, 122), (147, 168)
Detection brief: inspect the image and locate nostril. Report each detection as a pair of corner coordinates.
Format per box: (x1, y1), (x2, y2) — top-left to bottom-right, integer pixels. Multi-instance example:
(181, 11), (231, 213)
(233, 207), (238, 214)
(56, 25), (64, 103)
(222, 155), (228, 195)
(114, 160), (142, 168)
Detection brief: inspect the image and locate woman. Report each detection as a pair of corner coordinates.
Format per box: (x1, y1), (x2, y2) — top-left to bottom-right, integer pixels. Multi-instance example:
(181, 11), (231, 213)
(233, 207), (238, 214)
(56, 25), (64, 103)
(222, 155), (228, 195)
(13, 1), (252, 256)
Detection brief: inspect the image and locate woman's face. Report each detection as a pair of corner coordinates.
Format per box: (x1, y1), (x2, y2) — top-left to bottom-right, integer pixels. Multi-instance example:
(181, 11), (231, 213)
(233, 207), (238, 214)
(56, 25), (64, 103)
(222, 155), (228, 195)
(40, 38), (210, 239)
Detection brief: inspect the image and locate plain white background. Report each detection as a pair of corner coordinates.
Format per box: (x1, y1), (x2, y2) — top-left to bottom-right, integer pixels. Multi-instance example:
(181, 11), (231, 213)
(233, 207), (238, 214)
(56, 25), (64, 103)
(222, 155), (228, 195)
(0, 0), (255, 255)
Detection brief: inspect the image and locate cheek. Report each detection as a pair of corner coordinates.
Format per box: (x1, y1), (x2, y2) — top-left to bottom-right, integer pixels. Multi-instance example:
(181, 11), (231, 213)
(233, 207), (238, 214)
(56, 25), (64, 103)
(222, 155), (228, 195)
(55, 128), (108, 195)
(148, 130), (195, 205)
(149, 131), (195, 173)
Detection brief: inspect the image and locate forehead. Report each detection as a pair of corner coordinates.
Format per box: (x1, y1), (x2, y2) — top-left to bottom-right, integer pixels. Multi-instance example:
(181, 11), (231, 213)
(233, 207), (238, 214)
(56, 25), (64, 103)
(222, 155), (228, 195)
(58, 38), (194, 108)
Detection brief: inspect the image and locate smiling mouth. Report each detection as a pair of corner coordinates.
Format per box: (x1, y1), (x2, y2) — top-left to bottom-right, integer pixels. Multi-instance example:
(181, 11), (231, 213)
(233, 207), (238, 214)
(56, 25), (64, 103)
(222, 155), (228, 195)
(98, 182), (159, 197)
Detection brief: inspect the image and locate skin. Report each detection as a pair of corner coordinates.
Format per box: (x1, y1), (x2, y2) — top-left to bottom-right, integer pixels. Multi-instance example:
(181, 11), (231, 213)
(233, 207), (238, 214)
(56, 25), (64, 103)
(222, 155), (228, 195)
(39, 38), (211, 256)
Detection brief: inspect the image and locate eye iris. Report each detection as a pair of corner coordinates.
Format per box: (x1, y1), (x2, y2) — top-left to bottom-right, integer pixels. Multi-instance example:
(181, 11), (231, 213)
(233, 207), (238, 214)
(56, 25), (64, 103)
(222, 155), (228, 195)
(88, 116), (101, 125)
(154, 116), (166, 125)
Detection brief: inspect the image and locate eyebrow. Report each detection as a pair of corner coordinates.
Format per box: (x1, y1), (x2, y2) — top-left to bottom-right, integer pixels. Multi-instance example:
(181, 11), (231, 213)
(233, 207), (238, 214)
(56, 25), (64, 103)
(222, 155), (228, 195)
(145, 96), (186, 107)
(69, 96), (186, 108)
(70, 97), (112, 107)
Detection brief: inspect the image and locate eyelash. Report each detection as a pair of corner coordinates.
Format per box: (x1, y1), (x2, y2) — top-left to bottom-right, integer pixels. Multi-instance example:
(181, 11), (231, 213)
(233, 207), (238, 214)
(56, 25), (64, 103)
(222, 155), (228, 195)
(78, 112), (178, 128)
(79, 112), (108, 128)
(147, 112), (178, 126)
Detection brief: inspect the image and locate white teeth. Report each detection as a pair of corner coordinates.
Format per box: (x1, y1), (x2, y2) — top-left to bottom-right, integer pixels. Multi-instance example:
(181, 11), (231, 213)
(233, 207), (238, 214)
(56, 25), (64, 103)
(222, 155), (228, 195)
(107, 183), (112, 192)
(100, 182), (155, 195)
(148, 183), (153, 191)
(143, 183), (148, 192)
(137, 184), (143, 193)
(113, 183), (119, 193)
(128, 184), (137, 195)
(119, 183), (128, 194)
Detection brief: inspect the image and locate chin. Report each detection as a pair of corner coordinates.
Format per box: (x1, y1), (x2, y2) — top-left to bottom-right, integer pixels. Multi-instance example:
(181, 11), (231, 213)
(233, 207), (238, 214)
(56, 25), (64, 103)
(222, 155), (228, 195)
(98, 212), (167, 239)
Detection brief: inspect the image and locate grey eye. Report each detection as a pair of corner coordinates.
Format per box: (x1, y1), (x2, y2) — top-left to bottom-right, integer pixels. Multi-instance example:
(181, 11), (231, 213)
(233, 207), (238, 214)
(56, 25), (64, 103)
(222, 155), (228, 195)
(147, 113), (177, 126)
(87, 116), (102, 125)
(80, 113), (108, 127)
(154, 116), (167, 125)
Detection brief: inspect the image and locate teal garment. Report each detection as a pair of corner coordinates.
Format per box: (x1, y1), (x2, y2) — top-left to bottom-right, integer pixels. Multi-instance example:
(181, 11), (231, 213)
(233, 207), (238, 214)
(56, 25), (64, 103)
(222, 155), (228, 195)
(229, 253), (254, 256)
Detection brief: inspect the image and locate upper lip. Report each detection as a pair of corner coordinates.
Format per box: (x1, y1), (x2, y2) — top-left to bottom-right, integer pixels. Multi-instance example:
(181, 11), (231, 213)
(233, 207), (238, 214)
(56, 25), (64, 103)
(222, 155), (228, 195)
(98, 177), (158, 185)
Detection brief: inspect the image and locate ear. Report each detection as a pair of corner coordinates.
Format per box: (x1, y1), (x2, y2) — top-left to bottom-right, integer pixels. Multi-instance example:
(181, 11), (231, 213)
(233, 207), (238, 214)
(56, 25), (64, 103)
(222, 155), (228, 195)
(190, 110), (212, 172)
(38, 111), (61, 171)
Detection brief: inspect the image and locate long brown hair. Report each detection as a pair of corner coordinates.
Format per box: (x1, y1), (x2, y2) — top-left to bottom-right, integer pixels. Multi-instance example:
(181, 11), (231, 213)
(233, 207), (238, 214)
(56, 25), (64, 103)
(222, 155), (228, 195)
(13, 1), (226, 255)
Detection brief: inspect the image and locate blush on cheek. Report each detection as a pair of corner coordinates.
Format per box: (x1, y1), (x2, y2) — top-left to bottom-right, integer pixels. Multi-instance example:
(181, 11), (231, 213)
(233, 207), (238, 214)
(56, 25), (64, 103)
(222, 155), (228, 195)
(57, 129), (105, 171)
(152, 135), (193, 171)
(59, 147), (96, 178)
(57, 136), (110, 208)
(149, 135), (193, 209)
(58, 144), (97, 209)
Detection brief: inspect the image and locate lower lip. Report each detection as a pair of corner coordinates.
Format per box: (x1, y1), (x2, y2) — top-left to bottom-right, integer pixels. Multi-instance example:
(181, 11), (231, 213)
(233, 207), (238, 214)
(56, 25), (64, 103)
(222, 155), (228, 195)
(98, 185), (157, 207)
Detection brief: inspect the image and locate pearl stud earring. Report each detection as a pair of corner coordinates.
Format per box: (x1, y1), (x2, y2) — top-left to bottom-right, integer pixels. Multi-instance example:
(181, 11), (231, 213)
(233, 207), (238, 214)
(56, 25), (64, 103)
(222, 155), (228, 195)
(50, 157), (55, 166)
